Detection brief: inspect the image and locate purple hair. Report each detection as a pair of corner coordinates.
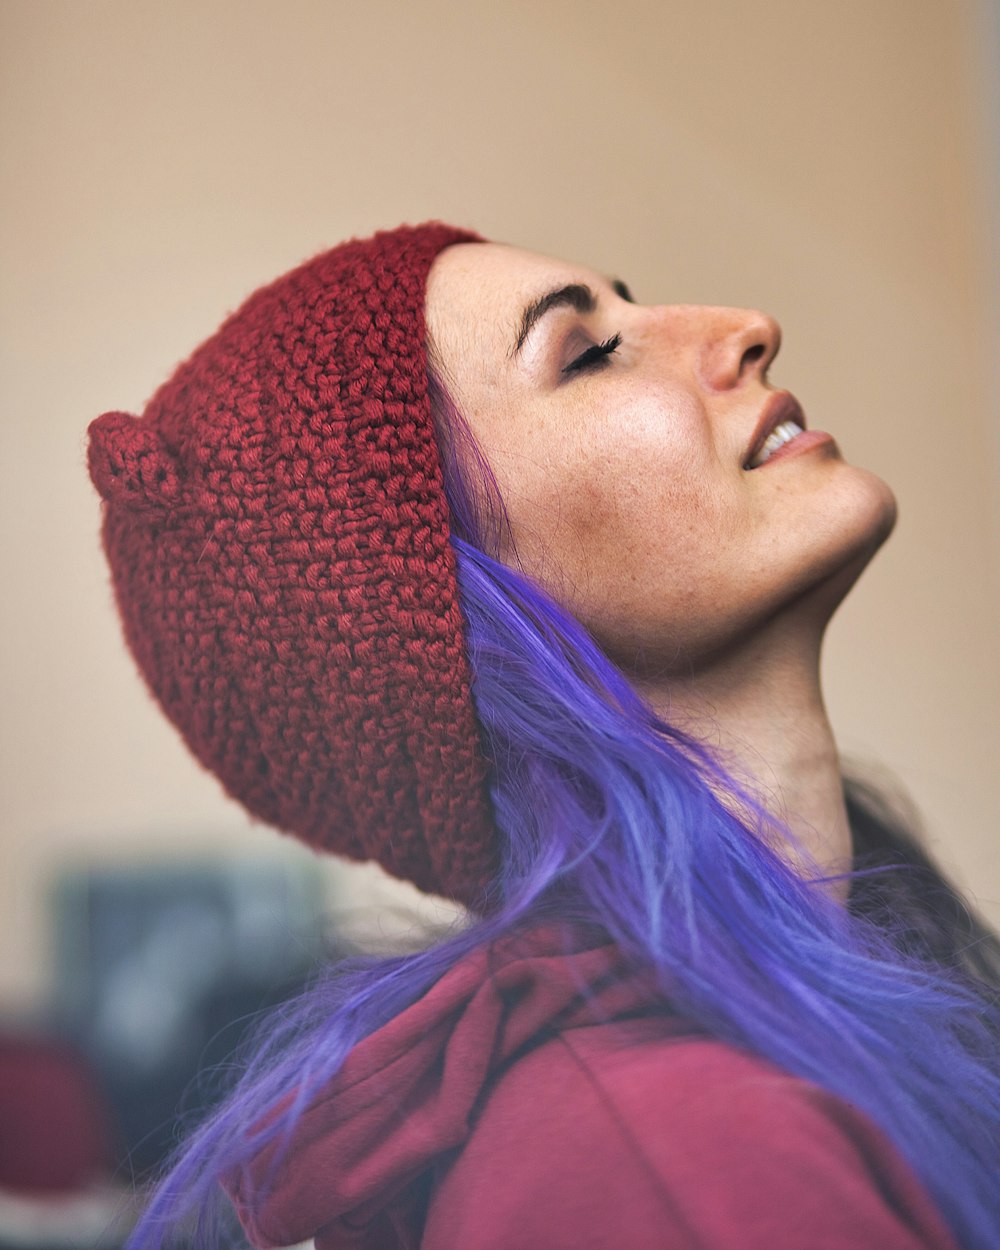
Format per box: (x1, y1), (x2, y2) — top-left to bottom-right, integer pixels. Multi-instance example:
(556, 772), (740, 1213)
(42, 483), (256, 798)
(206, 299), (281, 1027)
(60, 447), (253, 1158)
(128, 371), (1000, 1250)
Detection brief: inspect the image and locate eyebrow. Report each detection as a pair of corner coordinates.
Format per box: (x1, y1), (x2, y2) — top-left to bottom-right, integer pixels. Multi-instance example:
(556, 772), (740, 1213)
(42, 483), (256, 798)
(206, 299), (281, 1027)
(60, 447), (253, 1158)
(510, 278), (634, 359)
(511, 283), (597, 358)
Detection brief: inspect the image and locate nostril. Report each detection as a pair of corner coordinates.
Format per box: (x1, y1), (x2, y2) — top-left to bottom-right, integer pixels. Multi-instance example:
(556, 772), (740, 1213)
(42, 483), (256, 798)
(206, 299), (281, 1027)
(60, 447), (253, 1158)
(705, 310), (780, 391)
(740, 343), (766, 375)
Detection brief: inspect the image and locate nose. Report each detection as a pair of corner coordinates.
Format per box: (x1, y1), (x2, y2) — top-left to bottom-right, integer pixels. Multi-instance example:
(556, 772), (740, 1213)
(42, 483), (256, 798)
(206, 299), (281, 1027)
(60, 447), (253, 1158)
(696, 307), (782, 392)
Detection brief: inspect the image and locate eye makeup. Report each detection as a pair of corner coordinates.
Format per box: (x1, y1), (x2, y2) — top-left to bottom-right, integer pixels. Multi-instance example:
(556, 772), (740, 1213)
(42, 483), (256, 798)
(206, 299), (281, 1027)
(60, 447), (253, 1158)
(562, 333), (623, 377)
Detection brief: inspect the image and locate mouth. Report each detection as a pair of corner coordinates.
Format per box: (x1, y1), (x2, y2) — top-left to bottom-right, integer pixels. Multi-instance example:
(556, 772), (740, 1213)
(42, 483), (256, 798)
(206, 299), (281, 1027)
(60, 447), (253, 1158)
(743, 392), (808, 470)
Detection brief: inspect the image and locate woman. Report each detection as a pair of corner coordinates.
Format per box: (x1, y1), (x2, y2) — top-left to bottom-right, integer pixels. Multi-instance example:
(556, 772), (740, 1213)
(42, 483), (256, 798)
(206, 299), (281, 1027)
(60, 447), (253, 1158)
(88, 223), (1000, 1249)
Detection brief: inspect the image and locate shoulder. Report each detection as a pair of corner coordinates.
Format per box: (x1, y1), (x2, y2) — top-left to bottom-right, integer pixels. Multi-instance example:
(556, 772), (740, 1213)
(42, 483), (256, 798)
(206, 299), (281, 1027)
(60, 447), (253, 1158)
(422, 1018), (957, 1250)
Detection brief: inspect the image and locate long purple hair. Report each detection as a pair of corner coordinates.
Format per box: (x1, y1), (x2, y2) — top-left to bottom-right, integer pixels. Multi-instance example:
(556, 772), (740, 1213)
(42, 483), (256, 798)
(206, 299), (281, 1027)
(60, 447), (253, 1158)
(128, 370), (1000, 1250)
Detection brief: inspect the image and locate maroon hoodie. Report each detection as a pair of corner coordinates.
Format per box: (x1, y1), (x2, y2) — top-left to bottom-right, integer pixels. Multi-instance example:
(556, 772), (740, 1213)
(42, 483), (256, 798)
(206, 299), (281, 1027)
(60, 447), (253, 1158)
(225, 927), (958, 1250)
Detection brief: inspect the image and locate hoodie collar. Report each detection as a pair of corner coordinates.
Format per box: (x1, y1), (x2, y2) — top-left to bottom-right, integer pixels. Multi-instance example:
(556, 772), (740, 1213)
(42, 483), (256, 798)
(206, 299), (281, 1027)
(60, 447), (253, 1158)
(224, 925), (683, 1249)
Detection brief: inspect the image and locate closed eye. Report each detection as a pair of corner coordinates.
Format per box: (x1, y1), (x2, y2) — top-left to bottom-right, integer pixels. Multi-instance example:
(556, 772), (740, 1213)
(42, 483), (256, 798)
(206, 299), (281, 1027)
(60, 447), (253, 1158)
(562, 333), (622, 377)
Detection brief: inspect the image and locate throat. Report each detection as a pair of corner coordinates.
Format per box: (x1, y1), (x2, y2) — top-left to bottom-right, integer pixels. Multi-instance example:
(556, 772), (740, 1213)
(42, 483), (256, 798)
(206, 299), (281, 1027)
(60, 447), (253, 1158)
(634, 634), (853, 902)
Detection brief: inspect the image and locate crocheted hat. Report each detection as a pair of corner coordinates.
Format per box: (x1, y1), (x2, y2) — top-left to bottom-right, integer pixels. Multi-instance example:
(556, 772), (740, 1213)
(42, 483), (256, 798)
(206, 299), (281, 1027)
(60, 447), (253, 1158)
(87, 222), (498, 907)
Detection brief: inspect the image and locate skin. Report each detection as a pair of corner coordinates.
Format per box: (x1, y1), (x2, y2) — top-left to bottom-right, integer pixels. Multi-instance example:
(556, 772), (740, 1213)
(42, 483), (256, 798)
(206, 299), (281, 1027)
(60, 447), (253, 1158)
(425, 242), (898, 898)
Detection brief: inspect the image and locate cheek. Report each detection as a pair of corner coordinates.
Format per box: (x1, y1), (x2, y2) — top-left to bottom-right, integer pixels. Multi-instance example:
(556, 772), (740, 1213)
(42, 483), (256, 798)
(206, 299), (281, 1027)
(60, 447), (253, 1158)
(498, 407), (737, 622)
(564, 405), (727, 570)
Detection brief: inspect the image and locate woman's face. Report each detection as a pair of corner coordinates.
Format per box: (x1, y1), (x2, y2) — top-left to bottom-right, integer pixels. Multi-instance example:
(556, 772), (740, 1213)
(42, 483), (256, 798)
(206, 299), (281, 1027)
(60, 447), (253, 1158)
(425, 242), (896, 676)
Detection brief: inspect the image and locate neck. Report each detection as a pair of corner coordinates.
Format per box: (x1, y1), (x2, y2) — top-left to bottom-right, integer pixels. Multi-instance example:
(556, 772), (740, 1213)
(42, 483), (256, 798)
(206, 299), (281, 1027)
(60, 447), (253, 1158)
(634, 618), (852, 903)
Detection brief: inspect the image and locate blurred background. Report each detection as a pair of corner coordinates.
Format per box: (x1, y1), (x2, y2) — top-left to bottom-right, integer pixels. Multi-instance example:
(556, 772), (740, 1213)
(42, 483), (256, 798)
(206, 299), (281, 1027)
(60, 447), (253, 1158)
(1, 0), (998, 1239)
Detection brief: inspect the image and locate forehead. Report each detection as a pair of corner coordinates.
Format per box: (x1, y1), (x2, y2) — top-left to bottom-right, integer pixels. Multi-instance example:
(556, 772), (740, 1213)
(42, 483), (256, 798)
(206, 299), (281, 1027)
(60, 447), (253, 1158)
(425, 241), (603, 384)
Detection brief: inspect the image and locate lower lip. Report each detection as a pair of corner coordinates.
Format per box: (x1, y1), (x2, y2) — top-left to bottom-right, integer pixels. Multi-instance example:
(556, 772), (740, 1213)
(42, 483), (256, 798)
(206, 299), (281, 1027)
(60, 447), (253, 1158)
(752, 429), (837, 468)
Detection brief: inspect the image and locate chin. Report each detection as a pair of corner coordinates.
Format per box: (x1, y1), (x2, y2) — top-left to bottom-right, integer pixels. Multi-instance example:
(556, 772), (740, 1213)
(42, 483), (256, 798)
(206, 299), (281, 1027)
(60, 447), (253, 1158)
(846, 464), (898, 555)
(802, 467), (898, 621)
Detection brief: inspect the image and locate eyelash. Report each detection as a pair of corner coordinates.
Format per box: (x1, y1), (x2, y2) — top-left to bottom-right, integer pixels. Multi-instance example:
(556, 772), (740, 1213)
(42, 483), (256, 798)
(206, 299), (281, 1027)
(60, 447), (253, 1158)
(562, 332), (623, 377)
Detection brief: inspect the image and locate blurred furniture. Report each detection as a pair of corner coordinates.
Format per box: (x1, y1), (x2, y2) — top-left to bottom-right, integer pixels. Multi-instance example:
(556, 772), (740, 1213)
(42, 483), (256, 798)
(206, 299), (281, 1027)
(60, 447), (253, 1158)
(52, 857), (326, 1179)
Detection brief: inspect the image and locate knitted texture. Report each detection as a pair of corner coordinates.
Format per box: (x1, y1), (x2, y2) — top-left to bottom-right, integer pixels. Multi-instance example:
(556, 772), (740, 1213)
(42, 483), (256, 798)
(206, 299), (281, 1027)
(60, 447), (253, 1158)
(88, 223), (498, 906)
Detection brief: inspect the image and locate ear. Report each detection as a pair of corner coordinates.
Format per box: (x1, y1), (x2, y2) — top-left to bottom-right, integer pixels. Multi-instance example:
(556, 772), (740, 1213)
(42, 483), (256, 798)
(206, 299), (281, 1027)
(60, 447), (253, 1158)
(87, 411), (182, 514)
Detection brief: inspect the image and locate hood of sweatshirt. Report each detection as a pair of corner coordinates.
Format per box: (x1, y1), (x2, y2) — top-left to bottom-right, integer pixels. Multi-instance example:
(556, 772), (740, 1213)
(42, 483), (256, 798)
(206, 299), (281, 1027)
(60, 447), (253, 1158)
(223, 925), (688, 1250)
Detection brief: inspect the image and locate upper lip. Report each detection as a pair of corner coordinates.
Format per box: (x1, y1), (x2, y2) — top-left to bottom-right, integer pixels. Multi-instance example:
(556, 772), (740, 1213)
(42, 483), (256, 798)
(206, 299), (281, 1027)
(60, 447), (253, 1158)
(743, 391), (807, 468)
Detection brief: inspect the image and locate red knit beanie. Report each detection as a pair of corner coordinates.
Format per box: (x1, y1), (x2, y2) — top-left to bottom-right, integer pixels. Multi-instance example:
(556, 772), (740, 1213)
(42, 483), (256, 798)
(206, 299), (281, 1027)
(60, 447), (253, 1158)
(87, 222), (498, 907)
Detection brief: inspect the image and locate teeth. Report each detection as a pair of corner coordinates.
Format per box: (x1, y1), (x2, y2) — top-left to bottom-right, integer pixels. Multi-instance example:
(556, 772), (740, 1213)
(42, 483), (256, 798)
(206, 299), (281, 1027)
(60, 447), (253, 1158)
(747, 420), (804, 468)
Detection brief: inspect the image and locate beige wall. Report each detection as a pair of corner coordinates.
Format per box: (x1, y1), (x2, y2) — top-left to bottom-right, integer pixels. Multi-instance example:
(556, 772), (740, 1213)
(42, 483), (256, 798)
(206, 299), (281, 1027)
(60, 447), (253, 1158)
(1, 0), (997, 1008)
